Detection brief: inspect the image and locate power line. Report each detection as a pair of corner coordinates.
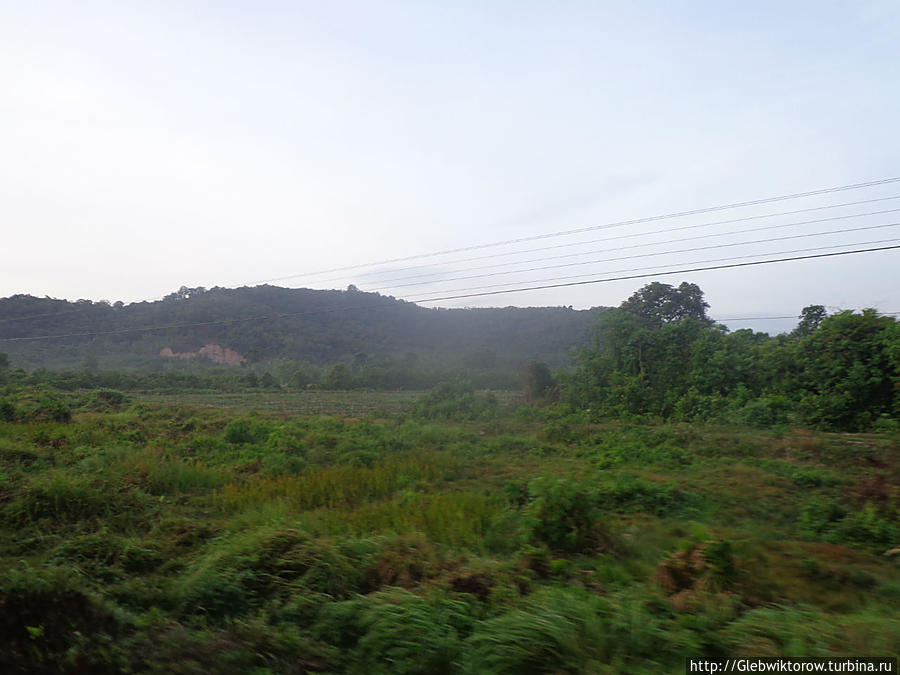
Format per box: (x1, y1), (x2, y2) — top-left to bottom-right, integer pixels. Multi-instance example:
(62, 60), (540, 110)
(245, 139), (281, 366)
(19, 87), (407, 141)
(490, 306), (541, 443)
(0, 308), (99, 324)
(356, 207), (900, 288)
(248, 176), (900, 284)
(4, 183), (899, 326)
(717, 315), (800, 321)
(362, 219), (900, 293)
(405, 238), (900, 297)
(3, 243), (897, 342)
(407, 244), (900, 304)
(300, 194), (900, 286)
(717, 311), (900, 322)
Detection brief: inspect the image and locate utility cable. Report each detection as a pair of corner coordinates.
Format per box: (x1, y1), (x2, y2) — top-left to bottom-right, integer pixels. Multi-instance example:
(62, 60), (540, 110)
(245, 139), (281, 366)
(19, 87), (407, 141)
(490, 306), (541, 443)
(407, 242), (900, 303)
(300, 194), (900, 286)
(3, 243), (897, 342)
(247, 177), (900, 284)
(361, 219), (900, 292)
(5, 187), (900, 325)
(718, 311), (900, 322)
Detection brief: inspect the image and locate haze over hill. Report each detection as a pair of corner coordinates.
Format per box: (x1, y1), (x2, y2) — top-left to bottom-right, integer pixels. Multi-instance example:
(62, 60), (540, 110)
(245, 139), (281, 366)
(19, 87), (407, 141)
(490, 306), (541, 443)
(0, 285), (603, 372)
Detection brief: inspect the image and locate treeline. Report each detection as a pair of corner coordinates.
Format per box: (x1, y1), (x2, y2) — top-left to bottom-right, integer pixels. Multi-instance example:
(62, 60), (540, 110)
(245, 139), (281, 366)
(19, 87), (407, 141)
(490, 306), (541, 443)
(561, 282), (899, 432)
(0, 358), (519, 393)
(0, 285), (600, 370)
(3, 281), (898, 433)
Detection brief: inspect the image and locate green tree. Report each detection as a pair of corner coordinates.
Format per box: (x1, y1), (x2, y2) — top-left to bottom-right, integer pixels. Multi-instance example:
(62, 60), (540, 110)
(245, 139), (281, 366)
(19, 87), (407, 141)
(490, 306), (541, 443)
(793, 310), (897, 430)
(289, 369), (310, 388)
(324, 362), (354, 390)
(619, 281), (710, 325)
(521, 361), (556, 403)
(566, 282), (766, 419)
(794, 305), (827, 338)
(352, 352), (369, 372)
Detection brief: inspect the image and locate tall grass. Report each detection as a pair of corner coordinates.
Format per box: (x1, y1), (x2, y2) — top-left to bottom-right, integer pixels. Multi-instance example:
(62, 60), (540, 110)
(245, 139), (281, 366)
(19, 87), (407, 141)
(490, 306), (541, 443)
(213, 451), (465, 512)
(314, 491), (501, 548)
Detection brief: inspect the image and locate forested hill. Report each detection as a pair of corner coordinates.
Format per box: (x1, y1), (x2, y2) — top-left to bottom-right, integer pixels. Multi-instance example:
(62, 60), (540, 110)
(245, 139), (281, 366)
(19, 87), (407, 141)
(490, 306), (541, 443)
(0, 285), (604, 371)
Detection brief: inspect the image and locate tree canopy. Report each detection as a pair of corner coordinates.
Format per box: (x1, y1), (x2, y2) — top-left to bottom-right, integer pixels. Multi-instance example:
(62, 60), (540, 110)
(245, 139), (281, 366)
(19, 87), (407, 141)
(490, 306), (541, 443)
(565, 282), (899, 431)
(619, 281), (710, 325)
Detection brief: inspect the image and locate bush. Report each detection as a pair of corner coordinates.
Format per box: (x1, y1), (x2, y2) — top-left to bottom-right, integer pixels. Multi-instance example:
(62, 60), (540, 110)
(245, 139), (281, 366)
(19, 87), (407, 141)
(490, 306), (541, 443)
(515, 476), (615, 554)
(27, 396), (72, 423)
(872, 414), (900, 434)
(145, 461), (226, 494)
(799, 498), (897, 550)
(593, 473), (693, 516)
(0, 399), (15, 422)
(354, 590), (472, 674)
(0, 566), (129, 672)
(3, 473), (144, 525)
(798, 497), (847, 538)
(737, 395), (793, 428)
(312, 589), (474, 673)
(223, 417), (271, 444)
(413, 381), (498, 421)
(462, 587), (686, 673)
(85, 389), (129, 411)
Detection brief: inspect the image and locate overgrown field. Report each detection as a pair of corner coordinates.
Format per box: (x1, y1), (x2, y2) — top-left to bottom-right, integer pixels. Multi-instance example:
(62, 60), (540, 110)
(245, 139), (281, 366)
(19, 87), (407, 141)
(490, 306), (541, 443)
(132, 390), (427, 417)
(132, 390), (523, 417)
(0, 388), (897, 673)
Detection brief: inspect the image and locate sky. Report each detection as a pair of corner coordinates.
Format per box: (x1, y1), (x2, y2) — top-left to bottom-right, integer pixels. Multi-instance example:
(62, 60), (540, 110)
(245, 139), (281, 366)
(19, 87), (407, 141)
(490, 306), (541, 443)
(2, 0), (899, 334)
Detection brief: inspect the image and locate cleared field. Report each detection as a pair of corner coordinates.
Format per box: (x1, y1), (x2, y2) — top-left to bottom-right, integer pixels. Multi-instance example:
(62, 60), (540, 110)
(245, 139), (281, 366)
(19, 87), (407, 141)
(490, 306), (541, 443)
(134, 389), (523, 416)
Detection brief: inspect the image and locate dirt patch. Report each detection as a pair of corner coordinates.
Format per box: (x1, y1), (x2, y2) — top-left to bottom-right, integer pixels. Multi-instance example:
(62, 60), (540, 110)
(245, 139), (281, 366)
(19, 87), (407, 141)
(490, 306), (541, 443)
(159, 343), (245, 365)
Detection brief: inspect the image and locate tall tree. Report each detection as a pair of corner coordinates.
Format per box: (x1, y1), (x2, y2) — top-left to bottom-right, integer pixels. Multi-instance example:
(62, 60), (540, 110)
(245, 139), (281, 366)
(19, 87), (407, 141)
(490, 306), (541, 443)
(521, 361), (556, 402)
(794, 310), (897, 430)
(619, 282), (710, 325)
(793, 305), (827, 338)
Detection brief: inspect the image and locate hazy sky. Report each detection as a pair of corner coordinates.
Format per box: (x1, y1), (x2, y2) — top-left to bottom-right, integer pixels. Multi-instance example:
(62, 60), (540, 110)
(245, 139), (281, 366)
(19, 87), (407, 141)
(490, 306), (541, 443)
(3, 1), (899, 333)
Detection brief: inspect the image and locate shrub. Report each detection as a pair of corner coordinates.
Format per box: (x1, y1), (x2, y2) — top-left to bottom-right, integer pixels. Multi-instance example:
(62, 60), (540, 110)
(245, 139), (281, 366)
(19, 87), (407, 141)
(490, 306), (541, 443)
(0, 566), (129, 672)
(355, 590), (472, 674)
(83, 389), (129, 411)
(223, 418), (271, 444)
(872, 414), (900, 434)
(737, 395), (793, 428)
(28, 396), (72, 423)
(798, 497), (847, 538)
(836, 503), (898, 548)
(544, 419), (574, 443)
(3, 473), (143, 524)
(464, 596), (595, 672)
(799, 498), (897, 550)
(516, 476), (615, 554)
(655, 539), (737, 595)
(145, 461), (226, 494)
(413, 381), (498, 421)
(0, 399), (15, 422)
(594, 472), (695, 516)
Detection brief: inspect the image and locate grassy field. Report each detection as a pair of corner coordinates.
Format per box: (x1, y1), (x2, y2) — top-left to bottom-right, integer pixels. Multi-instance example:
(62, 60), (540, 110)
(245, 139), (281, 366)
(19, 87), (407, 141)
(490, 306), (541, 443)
(0, 388), (897, 673)
(133, 390), (522, 417)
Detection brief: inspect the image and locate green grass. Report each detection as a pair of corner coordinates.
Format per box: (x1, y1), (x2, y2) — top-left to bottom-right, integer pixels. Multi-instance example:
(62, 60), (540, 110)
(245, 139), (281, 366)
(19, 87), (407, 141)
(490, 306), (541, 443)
(0, 387), (897, 672)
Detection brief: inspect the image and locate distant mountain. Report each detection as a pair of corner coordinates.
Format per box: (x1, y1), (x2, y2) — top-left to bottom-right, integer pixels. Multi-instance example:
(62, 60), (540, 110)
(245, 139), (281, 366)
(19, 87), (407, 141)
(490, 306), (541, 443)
(0, 285), (605, 371)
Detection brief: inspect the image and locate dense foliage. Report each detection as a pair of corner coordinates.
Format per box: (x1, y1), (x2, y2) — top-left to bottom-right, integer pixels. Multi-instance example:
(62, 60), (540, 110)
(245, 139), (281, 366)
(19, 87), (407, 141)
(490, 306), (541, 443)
(0, 281), (898, 671)
(0, 285), (600, 372)
(0, 359), (521, 394)
(0, 384), (897, 672)
(565, 283), (900, 432)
